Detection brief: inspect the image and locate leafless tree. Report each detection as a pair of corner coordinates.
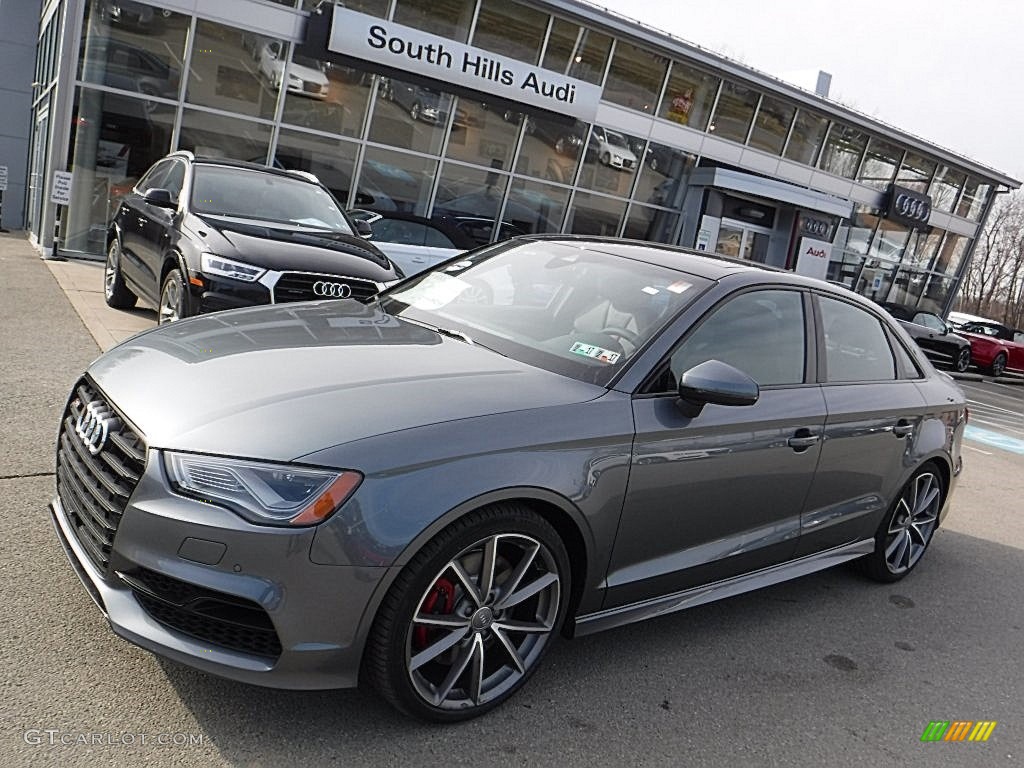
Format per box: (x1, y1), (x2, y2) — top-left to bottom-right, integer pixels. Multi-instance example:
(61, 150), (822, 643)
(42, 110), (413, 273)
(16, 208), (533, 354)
(956, 188), (1024, 328)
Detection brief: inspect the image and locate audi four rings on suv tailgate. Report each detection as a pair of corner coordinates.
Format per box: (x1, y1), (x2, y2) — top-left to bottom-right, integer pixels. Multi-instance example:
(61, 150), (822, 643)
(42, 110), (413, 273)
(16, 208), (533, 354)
(104, 151), (403, 323)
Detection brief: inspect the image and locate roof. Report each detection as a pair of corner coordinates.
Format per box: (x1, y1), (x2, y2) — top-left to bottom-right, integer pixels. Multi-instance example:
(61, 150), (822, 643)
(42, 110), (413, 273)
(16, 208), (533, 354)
(169, 151), (321, 183)
(525, 234), (814, 281)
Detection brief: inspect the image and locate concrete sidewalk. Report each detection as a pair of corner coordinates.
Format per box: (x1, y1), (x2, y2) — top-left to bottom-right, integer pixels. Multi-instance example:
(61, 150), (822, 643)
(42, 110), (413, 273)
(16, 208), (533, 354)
(42, 248), (156, 351)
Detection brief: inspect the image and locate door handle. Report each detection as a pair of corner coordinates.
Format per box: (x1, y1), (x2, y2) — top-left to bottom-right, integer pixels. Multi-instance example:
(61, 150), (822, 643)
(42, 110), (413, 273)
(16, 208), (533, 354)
(788, 429), (820, 451)
(892, 420), (914, 438)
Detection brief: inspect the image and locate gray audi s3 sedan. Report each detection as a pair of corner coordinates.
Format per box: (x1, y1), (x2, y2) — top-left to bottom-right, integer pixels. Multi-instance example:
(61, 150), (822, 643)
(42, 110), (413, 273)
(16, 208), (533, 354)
(51, 236), (966, 721)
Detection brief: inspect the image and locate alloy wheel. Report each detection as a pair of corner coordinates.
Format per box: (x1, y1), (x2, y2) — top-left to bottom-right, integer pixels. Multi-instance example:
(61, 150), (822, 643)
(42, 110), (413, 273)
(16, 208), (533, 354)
(159, 277), (182, 324)
(884, 471), (940, 575)
(104, 242), (120, 300)
(405, 533), (560, 710)
(991, 354), (1006, 378)
(955, 348), (970, 373)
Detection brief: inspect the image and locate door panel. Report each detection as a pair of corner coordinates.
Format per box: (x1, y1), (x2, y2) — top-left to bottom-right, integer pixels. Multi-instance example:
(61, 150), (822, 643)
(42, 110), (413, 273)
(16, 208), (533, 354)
(797, 292), (929, 555)
(605, 387), (827, 608)
(796, 381), (927, 555)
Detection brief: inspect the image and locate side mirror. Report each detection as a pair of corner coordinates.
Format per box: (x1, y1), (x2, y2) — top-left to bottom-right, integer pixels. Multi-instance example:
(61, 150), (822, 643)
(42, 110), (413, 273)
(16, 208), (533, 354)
(143, 188), (175, 208)
(355, 220), (373, 239)
(676, 359), (759, 418)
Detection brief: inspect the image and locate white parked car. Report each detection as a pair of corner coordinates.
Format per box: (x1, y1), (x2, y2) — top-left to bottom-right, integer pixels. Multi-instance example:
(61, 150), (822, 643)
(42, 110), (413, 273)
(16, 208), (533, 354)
(258, 42), (328, 99)
(349, 211), (465, 278)
(946, 310), (997, 330)
(593, 127), (638, 171)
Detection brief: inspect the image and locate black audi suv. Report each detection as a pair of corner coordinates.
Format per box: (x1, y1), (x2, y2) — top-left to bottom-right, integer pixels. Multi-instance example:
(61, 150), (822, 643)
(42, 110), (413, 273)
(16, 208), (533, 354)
(104, 152), (401, 323)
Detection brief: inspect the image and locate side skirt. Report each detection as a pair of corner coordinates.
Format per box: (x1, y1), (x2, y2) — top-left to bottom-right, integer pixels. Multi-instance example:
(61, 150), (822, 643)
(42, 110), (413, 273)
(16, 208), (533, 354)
(573, 539), (875, 637)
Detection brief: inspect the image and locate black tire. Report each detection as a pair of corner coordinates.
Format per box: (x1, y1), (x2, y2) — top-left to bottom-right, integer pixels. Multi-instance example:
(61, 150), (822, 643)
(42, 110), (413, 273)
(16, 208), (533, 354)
(954, 347), (971, 373)
(364, 503), (570, 722)
(858, 462), (944, 583)
(600, 151), (611, 166)
(988, 353), (1006, 378)
(104, 238), (137, 309)
(158, 267), (189, 325)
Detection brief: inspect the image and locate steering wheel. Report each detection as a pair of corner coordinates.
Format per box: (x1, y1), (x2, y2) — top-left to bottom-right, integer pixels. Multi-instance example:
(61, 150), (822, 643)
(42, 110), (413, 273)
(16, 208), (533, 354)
(600, 326), (640, 345)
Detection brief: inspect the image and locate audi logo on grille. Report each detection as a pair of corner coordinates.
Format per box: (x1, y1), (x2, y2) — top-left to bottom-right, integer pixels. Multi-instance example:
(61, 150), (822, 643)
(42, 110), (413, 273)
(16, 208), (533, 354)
(75, 400), (117, 456)
(313, 281), (353, 299)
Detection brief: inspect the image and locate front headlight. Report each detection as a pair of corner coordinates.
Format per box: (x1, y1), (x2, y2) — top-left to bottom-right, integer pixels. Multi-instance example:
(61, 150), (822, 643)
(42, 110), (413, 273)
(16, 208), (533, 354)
(200, 253), (265, 282)
(164, 452), (362, 526)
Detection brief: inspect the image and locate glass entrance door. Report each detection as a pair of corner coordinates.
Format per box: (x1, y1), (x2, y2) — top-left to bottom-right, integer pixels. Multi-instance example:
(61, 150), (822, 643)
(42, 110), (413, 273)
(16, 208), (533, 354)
(27, 108), (49, 238)
(715, 219), (771, 264)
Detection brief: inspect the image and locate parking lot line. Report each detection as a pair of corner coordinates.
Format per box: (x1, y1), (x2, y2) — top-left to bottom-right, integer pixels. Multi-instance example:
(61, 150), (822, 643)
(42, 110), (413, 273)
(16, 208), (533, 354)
(964, 424), (1024, 455)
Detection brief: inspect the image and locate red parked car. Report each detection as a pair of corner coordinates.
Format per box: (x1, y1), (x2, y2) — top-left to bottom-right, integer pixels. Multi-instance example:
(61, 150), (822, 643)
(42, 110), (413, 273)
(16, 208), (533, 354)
(959, 321), (1024, 377)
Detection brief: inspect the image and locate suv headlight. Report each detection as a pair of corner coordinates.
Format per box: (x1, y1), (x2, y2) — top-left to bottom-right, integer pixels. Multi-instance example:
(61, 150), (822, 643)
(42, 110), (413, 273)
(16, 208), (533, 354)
(164, 452), (362, 526)
(200, 253), (265, 282)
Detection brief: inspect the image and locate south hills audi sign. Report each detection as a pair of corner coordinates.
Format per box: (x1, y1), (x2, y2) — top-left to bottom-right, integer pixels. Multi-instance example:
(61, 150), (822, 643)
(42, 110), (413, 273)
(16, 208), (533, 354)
(323, 6), (602, 122)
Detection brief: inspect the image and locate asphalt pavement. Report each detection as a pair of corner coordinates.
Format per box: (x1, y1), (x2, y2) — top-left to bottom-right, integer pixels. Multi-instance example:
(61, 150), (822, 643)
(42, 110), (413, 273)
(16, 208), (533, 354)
(2, 232), (1023, 767)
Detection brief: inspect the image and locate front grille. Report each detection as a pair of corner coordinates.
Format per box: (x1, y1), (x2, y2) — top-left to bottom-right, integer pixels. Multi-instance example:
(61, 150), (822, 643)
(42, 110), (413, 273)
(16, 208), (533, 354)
(302, 81), (321, 94)
(56, 379), (146, 576)
(122, 567), (282, 659)
(272, 272), (378, 303)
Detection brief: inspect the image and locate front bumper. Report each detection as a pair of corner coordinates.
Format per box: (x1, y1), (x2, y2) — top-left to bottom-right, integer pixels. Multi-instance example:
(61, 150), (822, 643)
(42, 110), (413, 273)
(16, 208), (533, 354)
(50, 454), (389, 689)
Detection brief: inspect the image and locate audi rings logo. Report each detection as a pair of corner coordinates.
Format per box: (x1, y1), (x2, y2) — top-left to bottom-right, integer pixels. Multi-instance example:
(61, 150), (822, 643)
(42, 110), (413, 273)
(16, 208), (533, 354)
(895, 193), (931, 223)
(74, 400), (117, 456)
(313, 281), (353, 299)
(801, 217), (831, 238)
(888, 184), (933, 227)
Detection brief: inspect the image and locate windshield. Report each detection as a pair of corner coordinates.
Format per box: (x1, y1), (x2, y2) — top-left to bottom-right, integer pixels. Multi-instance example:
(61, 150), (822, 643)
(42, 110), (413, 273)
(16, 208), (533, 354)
(191, 166), (353, 233)
(380, 240), (710, 385)
(605, 131), (628, 149)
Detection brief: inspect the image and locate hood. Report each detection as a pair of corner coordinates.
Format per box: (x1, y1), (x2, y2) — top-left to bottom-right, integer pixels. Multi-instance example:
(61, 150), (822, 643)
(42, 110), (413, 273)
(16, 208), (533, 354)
(87, 301), (604, 461)
(188, 214), (398, 279)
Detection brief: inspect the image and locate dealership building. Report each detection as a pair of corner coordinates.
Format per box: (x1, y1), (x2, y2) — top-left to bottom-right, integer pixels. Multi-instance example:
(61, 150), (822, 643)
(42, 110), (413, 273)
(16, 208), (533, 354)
(11, 0), (1021, 314)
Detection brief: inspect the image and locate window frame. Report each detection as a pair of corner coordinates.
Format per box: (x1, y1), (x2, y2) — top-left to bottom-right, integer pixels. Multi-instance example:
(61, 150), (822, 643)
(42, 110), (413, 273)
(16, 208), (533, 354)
(637, 286), (816, 396)
(810, 290), (916, 384)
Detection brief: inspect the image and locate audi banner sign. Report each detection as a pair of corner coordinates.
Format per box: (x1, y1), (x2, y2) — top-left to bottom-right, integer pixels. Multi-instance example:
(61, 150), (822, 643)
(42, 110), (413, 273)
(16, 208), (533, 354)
(886, 184), (932, 228)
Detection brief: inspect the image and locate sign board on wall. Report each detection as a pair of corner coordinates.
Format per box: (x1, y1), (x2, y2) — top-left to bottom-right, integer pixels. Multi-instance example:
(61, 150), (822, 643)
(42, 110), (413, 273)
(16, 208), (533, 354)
(794, 237), (832, 281)
(327, 6), (602, 123)
(886, 184), (932, 228)
(50, 171), (73, 205)
(0, 166), (8, 192)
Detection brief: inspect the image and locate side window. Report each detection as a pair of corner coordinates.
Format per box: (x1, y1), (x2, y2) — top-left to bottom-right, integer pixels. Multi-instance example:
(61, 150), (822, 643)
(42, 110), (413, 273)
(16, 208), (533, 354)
(888, 330), (924, 379)
(421, 225), (457, 249)
(913, 312), (944, 332)
(667, 289), (806, 388)
(818, 295), (897, 382)
(136, 160), (171, 195)
(162, 161), (186, 203)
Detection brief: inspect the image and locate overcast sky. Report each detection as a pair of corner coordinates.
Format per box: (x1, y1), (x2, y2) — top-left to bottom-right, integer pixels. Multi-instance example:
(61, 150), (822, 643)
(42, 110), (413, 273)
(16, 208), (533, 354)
(598, 0), (1023, 183)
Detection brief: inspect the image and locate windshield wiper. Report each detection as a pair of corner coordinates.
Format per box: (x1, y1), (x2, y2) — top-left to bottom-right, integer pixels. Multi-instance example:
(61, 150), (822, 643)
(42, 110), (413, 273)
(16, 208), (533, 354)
(434, 327), (475, 345)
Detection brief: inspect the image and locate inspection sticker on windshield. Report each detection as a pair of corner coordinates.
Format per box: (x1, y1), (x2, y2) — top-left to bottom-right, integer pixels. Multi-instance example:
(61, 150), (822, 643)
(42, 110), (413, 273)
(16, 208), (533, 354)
(570, 342), (620, 364)
(666, 280), (693, 294)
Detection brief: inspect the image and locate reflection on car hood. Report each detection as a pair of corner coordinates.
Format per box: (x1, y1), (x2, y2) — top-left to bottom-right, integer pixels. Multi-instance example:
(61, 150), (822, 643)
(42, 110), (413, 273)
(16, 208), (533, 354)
(192, 214), (397, 277)
(88, 301), (604, 461)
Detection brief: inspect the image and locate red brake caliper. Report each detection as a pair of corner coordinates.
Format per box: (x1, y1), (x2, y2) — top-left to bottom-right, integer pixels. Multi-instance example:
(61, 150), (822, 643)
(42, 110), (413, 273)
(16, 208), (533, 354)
(414, 577), (456, 649)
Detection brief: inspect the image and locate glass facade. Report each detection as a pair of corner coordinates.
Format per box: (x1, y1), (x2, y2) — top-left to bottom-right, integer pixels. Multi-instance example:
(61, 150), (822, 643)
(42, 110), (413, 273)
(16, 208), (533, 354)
(45, 0), (1011, 318)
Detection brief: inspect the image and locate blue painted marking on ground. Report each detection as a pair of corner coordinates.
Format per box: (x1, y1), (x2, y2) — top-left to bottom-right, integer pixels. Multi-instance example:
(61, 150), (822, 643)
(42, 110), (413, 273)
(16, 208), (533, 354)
(964, 425), (1024, 455)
